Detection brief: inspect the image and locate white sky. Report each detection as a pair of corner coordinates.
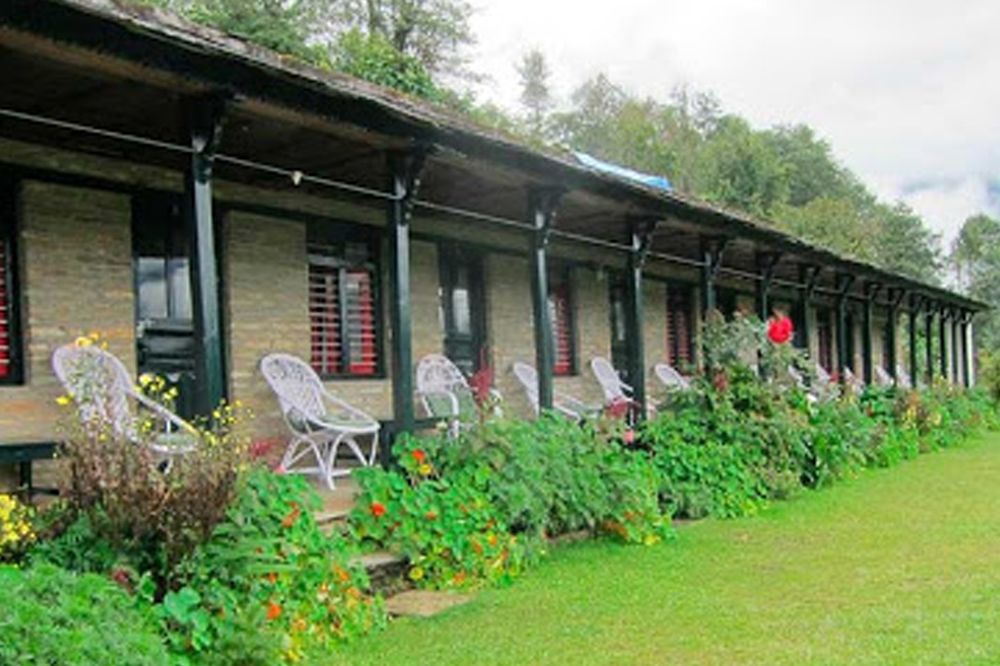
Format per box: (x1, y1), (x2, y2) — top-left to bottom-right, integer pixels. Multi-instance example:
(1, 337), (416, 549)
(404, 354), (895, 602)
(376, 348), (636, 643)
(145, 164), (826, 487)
(468, 0), (1000, 248)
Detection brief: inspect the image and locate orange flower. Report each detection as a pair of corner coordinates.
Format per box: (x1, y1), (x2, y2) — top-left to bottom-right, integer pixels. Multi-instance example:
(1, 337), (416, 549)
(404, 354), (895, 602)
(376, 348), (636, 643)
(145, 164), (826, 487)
(266, 601), (282, 621)
(335, 567), (350, 583)
(281, 502), (301, 528)
(425, 510), (438, 521)
(266, 572), (278, 584)
(487, 533), (499, 547)
(370, 501), (386, 518)
(411, 449), (426, 464)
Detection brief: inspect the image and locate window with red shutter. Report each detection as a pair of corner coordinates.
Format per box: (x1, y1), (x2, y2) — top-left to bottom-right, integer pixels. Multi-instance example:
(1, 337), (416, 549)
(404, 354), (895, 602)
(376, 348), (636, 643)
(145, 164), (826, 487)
(0, 181), (19, 384)
(665, 284), (693, 370)
(816, 308), (833, 372)
(548, 269), (576, 376)
(307, 228), (381, 378)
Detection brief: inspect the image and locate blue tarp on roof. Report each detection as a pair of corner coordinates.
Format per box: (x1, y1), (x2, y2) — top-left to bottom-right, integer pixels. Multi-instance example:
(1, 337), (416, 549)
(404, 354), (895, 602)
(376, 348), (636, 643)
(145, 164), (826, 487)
(573, 152), (672, 192)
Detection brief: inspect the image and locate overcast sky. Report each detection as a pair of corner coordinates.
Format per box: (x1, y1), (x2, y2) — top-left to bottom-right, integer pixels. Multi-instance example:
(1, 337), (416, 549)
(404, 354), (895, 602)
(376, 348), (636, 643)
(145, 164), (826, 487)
(468, 0), (1000, 248)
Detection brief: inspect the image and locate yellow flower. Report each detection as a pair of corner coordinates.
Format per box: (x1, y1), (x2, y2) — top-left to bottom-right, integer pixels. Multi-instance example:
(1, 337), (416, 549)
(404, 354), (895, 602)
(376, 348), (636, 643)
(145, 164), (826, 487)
(418, 463), (432, 476)
(55, 395), (72, 406)
(74, 336), (93, 348)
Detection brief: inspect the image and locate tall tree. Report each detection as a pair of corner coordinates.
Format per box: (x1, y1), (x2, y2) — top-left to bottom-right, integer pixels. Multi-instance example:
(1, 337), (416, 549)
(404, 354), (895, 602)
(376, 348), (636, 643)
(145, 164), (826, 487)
(952, 214), (1000, 351)
(149, 0), (326, 62)
(331, 0), (475, 77)
(516, 49), (553, 137)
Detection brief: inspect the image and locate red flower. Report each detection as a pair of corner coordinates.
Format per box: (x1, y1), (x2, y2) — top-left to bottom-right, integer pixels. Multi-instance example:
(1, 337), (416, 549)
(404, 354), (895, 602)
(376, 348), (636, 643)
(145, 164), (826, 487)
(370, 501), (386, 518)
(266, 601), (282, 621)
(411, 449), (426, 464)
(767, 315), (794, 345)
(622, 429), (636, 445)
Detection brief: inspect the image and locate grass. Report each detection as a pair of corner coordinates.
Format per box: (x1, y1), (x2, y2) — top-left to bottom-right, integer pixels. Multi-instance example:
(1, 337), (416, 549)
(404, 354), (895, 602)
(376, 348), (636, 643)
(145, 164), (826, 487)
(327, 435), (1000, 665)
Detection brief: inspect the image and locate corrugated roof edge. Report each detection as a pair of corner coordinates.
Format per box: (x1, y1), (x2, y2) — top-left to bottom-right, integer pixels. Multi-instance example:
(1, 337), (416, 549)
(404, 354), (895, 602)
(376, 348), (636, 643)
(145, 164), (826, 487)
(15, 0), (990, 310)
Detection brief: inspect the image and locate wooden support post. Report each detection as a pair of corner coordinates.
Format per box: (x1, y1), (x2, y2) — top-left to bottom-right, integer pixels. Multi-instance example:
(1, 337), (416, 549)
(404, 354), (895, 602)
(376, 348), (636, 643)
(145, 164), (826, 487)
(925, 300), (935, 384)
(861, 282), (880, 385)
(885, 288), (905, 383)
(939, 305), (949, 381)
(908, 295), (920, 385)
(184, 95), (227, 417)
(387, 149), (427, 436)
(835, 273), (854, 384)
(797, 265), (820, 353)
(961, 310), (972, 388)
(700, 237), (726, 317)
(755, 252), (782, 321)
(529, 188), (562, 412)
(700, 237), (726, 372)
(951, 313), (961, 383)
(627, 219), (657, 422)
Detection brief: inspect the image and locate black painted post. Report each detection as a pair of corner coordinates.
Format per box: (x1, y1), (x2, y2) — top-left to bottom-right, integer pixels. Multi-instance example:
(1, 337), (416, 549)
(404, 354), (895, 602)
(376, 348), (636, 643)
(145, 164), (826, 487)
(184, 96), (227, 416)
(387, 150), (426, 435)
(755, 253), (781, 321)
(529, 189), (561, 412)
(861, 282), (879, 385)
(951, 313), (960, 383)
(626, 220), (656, 422)
(909, 295), (920, 385)
(925, 301), (935, 384)
(939, 306), (949, 381)
(835, 273), (854, 384)
(797, 265), (819, 354)
(700, 238), (725, 372)
(961, 312), (972, 388)
(885, 289), (904, 383)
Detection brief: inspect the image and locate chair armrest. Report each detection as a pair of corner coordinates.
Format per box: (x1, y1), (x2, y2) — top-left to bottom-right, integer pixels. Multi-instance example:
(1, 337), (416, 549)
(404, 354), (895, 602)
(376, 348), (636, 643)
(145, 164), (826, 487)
(130, 389), (198, 435)
(418, 388), (461, 417)
(320, 388), (379, 427)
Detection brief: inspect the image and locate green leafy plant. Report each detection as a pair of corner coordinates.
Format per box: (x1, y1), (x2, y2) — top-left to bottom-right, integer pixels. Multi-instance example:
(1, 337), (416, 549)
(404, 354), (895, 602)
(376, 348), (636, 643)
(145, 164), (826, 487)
(0, 563), (169, 665)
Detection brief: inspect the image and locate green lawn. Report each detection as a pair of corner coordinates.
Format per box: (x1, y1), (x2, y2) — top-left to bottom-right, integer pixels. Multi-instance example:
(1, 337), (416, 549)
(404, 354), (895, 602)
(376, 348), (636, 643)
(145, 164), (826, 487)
(328, 435), (1000, 665)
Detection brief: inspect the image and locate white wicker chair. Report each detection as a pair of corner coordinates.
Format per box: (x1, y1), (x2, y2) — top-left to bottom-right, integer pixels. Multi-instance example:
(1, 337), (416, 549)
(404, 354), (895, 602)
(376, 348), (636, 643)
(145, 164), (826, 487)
(874, 365), (894, 387)
(511, 361), (598, 420)
(261, 353), (379, 489)
(415, 353), (481, 437)
(52, 343), (198, 462)
(590, 357), (633, 405)
(653, 363), (690, 391)
(896, 365), (913, 389)
(843, 367), (865, 395)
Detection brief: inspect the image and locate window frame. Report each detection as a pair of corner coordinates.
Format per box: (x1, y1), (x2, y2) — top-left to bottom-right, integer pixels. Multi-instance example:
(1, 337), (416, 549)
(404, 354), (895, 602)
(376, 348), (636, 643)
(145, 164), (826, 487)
(665, 281), (695, 371)
(307, 223), (385, 381)
(548, 265), (577, 377)
(0, 178), (23, 386)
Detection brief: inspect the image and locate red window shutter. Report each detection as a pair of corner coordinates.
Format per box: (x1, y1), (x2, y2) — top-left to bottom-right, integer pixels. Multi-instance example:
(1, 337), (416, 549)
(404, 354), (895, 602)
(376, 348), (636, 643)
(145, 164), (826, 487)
(549, 284), (572, 376)
(666, 287), (692, 368)
(309, 263), (341, 376)
(0, 239), (9, 379)
(344, 269), (377, 376)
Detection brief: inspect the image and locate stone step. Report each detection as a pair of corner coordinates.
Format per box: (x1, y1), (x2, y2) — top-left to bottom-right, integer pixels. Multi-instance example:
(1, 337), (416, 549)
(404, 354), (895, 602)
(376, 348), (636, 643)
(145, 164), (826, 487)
(350, 550), (409, 596)
(384, 589), (474, 618)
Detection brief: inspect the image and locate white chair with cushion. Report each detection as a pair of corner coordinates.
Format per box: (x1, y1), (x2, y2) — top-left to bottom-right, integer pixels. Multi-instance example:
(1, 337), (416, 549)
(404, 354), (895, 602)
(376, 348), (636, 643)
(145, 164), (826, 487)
(512, 361), (598, 420)
(653, 362), (691, 391)
(896, 365), (913, 389)
(261, 353), (379, 489)
(874, 365), (895, 387)
(52, 343), (199, 465)
(415, 353), (495, 437)
(590, 356), (634, 406)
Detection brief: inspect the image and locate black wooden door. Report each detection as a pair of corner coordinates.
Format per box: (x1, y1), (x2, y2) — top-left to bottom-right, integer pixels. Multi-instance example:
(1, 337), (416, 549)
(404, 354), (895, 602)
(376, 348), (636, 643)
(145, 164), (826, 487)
(132, 193), (197, 418)
(439, 245), (486, 376)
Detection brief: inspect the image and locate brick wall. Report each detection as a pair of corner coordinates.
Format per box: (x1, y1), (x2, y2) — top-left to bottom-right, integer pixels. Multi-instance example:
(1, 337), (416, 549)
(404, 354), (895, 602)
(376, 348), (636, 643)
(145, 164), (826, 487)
(0, 181), (134, 442)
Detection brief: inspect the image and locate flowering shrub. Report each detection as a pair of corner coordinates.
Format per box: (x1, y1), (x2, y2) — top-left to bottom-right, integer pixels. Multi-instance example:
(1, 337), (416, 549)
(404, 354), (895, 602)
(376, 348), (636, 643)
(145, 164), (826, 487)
(0, 493), (34, 563)
(161, 468), (385, 664)
(350, 414), (672, 589)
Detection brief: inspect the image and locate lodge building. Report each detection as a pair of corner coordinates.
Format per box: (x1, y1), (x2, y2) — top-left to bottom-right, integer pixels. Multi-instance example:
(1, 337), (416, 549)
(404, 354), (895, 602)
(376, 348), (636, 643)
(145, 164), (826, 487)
(0, 0), (986, 487)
